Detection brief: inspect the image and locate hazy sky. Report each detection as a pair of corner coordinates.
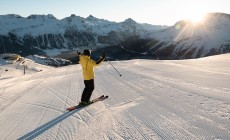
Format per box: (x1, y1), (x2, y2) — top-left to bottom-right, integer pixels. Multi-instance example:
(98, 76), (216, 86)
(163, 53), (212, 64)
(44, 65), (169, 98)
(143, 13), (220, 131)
(1, 0), (229, 25)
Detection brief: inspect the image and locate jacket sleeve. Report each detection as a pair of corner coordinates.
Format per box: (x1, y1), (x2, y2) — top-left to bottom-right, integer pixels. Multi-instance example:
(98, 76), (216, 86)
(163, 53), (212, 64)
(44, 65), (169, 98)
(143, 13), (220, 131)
(88, 57), (105, 66)
(96, 56), (105, 64)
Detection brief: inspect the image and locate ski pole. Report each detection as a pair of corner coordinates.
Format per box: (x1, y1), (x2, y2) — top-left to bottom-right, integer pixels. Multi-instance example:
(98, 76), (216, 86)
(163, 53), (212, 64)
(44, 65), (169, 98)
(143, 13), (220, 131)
(105, 57), (122, 77)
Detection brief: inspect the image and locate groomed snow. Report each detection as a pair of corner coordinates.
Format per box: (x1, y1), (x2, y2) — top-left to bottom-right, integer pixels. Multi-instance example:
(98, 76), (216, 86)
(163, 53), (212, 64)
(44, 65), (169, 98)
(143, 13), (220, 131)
(0, 54), (230, 139)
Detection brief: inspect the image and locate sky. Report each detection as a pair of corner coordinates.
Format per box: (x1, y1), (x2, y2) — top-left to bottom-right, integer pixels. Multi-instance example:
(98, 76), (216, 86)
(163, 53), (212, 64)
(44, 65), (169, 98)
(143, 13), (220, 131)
(0, 0), (230, 25)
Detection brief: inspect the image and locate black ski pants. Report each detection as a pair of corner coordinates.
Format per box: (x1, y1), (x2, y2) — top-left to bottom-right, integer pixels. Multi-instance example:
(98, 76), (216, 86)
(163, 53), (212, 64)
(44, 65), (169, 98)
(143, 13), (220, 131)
(81, 79), (94, 102)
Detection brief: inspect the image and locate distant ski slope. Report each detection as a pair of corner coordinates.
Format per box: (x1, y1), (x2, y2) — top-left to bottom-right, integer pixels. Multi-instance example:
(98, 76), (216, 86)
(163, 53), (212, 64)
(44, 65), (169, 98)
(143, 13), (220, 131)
(0, 54), (230, 139)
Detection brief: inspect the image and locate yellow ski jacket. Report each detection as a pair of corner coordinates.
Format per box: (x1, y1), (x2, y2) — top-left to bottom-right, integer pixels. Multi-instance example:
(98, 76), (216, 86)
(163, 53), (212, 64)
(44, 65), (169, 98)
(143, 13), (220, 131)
(79, 55), (105, 80)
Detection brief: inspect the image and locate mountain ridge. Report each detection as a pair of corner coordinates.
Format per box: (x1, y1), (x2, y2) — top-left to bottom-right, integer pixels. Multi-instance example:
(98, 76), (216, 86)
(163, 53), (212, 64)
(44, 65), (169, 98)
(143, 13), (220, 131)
(0, 13), (230, 60)
(0, 13), (166, 58)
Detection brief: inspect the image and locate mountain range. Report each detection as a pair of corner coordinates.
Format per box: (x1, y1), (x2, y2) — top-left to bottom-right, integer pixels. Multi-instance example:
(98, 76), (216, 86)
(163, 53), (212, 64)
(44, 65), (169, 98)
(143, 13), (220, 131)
(0, 13), (230, 61)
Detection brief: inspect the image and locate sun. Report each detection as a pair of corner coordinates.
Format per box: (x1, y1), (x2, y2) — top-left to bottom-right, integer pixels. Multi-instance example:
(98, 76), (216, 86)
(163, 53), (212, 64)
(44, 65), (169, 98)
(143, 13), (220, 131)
(187, 12), (206, 23)
(184, 1), (208, 24)
(177, 0), (209, 24)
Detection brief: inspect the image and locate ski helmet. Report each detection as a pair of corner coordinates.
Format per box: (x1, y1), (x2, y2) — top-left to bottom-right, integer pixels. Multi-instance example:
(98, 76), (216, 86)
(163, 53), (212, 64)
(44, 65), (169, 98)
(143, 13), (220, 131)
(83, 49), (91, 56)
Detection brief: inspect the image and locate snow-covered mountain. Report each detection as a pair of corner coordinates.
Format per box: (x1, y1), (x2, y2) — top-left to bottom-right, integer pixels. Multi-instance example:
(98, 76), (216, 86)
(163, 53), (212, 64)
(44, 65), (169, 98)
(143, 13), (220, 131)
(0, 53), (230, 139)
(0, 14), (165, 57)
(141, 13), (230, 59)
(1, 13), (229, 60)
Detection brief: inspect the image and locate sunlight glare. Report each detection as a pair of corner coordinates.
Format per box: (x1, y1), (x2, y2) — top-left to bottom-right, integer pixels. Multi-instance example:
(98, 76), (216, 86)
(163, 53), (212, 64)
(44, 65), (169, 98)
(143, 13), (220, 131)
(184, 1), (208, 24)
(188, 12), (206, 23)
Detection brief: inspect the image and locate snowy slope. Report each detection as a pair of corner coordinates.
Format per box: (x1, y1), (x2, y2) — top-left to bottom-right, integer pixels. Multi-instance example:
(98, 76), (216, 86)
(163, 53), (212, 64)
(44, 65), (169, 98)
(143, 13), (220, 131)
(0, 54), (230, 139)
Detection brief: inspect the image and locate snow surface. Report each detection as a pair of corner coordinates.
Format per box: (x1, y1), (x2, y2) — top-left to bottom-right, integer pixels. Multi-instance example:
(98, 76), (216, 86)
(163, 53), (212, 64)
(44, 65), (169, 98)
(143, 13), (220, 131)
(0, 54), (230, 139)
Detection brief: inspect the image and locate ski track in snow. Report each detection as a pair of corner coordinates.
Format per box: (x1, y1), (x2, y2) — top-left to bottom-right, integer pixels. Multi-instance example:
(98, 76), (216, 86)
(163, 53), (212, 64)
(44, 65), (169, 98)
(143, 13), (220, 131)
(0, 54), (230, 139)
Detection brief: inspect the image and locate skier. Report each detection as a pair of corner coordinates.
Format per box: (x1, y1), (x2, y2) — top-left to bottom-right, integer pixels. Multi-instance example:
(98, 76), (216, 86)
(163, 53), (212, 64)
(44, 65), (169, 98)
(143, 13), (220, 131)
(77, 49), (105, 105)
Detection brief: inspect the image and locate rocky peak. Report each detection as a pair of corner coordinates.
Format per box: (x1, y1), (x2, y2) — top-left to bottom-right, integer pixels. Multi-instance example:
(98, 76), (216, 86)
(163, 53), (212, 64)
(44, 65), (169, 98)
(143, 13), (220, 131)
(70, 14), (76, 18)
(27, 14), (57, 20)
(5, 14), (22, 18)
(47, 14), (56, 19)
(86, 15), (98, 21)
(123, 18), (137, 25)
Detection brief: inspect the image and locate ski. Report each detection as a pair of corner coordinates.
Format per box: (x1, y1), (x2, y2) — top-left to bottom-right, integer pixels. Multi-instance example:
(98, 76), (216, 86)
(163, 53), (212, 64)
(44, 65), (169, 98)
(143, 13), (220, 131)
(66, 95), (108, 111)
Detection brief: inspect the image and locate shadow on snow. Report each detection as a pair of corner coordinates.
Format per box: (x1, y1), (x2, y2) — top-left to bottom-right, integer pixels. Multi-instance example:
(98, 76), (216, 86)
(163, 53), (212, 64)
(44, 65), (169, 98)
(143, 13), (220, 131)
(17, 107), (84, 140)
